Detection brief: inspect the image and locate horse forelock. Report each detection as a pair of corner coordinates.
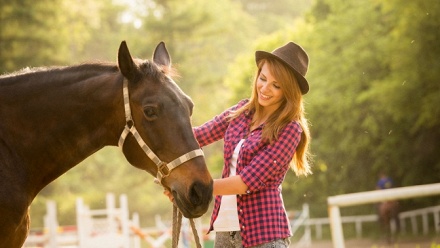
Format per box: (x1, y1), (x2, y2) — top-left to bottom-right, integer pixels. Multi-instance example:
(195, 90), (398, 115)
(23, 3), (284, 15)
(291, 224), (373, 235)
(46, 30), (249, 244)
(136, 59), (179, 81)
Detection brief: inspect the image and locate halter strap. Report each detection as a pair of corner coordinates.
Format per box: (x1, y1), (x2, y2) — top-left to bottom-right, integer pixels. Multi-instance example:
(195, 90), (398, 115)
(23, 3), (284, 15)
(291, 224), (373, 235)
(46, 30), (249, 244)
(118, 79), (204, 183)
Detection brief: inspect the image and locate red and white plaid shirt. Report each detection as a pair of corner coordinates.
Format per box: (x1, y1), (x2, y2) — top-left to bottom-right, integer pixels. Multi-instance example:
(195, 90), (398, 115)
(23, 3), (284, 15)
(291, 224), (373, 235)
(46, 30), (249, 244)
(194, 99), (302, 247)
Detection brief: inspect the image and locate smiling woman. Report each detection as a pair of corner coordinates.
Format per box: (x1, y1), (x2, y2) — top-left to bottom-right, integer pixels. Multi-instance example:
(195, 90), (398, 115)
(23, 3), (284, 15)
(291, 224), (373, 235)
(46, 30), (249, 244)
(189, 41), (312, 248)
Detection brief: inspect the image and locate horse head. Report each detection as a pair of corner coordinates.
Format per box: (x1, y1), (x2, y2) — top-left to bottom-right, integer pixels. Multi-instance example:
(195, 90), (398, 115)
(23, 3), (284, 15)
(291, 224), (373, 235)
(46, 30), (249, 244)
(117, 41), (213, 218)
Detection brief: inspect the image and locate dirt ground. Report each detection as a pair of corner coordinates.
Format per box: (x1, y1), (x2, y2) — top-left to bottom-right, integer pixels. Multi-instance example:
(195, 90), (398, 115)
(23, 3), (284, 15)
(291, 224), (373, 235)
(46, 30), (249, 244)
(292, 237), (439, 248)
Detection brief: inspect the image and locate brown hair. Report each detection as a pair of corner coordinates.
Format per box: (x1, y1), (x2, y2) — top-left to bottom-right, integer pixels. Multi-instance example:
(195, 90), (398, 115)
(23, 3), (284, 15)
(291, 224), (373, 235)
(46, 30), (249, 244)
(229, 58), (312, 176)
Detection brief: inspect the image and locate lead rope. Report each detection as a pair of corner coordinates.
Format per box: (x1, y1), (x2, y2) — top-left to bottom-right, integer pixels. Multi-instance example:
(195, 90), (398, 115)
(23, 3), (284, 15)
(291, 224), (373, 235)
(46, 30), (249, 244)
(172, 204), (202, 248)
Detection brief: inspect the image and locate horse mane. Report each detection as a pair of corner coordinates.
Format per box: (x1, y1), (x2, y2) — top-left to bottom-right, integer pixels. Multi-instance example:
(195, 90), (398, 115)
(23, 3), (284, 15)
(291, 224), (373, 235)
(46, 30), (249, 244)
(0, 59), (177, 86)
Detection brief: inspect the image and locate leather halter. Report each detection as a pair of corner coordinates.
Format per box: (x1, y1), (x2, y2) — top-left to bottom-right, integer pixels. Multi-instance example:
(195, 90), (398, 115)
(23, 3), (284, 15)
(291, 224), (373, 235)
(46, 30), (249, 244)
(118, 79), (204, 184)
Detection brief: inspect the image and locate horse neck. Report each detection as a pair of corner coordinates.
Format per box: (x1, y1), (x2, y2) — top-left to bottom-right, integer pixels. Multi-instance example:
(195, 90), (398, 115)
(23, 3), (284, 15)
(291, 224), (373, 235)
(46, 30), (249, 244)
(0, 65), (125, 194)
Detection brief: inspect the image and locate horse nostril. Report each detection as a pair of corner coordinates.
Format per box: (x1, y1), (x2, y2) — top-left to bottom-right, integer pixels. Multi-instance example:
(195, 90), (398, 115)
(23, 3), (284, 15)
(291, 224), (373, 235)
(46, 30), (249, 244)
(189, 182), (205, 206)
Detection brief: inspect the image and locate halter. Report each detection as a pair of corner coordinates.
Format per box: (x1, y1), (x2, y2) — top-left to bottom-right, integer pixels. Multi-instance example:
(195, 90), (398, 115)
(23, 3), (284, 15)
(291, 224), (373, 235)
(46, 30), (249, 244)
(118, 79), (204, 184)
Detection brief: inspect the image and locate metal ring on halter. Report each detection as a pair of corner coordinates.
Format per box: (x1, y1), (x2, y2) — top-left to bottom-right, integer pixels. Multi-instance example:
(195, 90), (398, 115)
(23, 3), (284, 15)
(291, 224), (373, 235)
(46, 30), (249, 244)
(157, 162), (171, 180)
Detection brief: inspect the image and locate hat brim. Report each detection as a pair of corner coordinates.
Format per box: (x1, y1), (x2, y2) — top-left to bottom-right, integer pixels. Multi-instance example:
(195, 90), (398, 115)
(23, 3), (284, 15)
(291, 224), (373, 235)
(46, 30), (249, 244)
(255, 51), (309, 95)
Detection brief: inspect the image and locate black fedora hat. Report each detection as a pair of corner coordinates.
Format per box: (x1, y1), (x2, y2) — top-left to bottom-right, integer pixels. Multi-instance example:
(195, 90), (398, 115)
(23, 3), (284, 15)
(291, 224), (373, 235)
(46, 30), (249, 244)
(255, 42), (310, 94)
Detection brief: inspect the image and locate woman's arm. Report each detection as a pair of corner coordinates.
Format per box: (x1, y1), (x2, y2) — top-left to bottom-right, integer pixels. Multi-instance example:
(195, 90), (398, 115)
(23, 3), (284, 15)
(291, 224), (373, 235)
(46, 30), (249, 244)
(163, 175), (248, 202)
(213, 175), (248, 195)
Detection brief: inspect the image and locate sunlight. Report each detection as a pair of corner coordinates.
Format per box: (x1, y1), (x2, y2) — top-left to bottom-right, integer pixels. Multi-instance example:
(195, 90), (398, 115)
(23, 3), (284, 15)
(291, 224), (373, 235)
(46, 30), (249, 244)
(113, 0), (155, 29)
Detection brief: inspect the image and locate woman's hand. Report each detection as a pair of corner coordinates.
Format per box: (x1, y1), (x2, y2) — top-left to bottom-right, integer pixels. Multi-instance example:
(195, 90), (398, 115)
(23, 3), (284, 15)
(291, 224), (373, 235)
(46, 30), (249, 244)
(163, 189), (174, 202)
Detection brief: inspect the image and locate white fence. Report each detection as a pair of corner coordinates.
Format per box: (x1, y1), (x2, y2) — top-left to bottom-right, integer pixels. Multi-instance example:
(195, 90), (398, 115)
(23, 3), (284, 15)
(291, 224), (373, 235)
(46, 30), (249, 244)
(25, 188), (440, 248)
(23, 201), (78, 248)
(76, 193), (139, 248)
(24, 193), (141, 248)
(292, 204), (440, 243)
(290, 204), (312, 247)
(399, 205), (440, 235)
(24, 193), (203, 248)
(327, 183), (440, 248)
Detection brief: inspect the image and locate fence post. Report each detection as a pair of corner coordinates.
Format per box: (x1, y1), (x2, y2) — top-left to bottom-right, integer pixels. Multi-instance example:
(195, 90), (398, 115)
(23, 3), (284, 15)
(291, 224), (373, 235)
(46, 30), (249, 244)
(303, 204), (311, 246)
(106, 193), (117, 233)
(76, 198), (85, 248)
(132, 212), (141, 248)
(120, 194), (130, 247)
(434, 211), (440, 234)
(328, 205), (344, 248)
(45, 200), (58, 248)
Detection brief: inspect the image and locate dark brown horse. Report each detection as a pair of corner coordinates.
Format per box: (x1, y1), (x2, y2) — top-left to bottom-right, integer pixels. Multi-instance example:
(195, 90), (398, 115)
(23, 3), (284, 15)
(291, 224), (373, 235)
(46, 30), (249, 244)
(378, 200), (400, 243)
(0, 41), (213, 247)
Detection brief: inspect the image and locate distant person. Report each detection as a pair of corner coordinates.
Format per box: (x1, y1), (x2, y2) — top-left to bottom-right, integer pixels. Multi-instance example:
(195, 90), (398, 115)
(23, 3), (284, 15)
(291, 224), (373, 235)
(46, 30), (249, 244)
(165, 41), (312, 247)
(376, 172), (394, 190)
(375, 172), (400, 243)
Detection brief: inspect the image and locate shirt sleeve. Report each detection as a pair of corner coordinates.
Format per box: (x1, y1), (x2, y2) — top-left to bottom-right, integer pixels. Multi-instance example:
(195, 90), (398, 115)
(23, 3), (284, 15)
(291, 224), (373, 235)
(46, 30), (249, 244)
(193, 100), (247, 147)
(240, 121), (303, 193)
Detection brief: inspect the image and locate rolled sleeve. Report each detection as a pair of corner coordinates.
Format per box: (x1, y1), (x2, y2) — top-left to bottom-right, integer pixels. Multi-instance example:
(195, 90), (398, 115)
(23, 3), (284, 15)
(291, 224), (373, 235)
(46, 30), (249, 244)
(193, 100), (248, 147)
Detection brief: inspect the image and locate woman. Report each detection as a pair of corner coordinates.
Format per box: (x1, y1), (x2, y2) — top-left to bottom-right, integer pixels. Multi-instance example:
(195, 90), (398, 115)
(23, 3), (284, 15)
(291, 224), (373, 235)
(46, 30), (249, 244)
(170, 42), (312, 247)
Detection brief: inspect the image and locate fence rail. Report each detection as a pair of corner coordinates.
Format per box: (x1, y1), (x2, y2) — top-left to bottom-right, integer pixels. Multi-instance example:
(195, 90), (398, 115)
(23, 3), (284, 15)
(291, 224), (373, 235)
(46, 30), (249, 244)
(327, 183), (440, 248)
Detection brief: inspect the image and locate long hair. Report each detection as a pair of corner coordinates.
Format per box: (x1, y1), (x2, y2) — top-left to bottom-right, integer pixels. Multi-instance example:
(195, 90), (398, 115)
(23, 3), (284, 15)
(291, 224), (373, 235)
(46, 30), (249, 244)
(229, 58), (312, 176)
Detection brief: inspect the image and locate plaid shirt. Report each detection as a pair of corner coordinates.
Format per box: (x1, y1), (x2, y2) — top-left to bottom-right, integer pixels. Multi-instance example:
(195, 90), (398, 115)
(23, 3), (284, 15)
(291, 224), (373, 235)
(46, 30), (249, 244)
(194, 99), (302, 247)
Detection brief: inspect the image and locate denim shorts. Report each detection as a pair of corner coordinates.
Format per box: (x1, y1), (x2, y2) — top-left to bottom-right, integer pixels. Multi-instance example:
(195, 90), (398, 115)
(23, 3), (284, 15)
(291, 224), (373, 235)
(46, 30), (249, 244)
(214, 231), (290, 248)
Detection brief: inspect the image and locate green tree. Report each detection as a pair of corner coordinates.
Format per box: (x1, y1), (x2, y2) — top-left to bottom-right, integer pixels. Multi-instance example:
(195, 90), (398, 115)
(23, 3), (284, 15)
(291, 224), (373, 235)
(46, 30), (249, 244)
(225, 0), (440, 218)
(234, 0), (312, 33)
(0, 0), (65, 72)
(299, 0), (440, 215)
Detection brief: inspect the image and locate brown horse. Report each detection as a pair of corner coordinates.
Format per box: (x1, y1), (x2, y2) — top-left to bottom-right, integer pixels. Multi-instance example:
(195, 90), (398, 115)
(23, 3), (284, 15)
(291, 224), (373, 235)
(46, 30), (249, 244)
(0, 41), (213, 247)
(378, 200), (400, 243)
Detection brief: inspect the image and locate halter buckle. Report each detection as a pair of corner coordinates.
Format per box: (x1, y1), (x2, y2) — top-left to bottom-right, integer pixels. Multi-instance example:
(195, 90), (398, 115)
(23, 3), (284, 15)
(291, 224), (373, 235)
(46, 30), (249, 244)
(157, 162), (171, 179)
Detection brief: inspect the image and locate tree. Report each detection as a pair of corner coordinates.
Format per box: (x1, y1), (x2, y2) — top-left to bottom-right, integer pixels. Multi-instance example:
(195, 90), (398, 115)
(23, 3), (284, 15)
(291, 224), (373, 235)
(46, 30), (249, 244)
(226, 0), (440, 217)
(299, 0), (440, 215)
(0, 0), (66, 73)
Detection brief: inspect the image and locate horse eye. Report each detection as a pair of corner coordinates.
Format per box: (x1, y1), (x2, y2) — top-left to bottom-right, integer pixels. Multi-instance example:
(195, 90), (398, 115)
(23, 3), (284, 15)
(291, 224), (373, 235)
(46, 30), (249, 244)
(143, 106), (158, 120)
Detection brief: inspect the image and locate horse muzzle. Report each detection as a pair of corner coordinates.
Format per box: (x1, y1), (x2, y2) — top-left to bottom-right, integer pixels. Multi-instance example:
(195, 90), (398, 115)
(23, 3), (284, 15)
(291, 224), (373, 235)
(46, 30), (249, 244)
(173, 180), (213, 218)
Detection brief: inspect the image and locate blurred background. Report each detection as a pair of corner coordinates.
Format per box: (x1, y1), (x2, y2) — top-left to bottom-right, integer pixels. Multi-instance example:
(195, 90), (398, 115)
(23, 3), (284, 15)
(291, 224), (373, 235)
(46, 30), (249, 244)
(1, 0), (439, 242)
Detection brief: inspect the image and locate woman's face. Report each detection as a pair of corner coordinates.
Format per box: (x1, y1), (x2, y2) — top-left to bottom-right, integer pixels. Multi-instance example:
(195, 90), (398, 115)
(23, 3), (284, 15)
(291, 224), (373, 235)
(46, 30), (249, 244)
(256, 62), (284, 114)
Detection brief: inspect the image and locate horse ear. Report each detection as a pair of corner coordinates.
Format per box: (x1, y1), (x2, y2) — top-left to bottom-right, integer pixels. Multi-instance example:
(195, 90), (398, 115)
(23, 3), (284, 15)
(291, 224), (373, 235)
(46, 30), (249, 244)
(153, 42), (171, 68)
(118, 41), (137, 81)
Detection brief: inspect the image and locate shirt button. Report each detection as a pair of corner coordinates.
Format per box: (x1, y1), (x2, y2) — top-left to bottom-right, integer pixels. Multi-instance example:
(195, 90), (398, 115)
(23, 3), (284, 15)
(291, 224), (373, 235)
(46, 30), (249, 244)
(274, 160), (277, 164)
(242, 225), (245, 229)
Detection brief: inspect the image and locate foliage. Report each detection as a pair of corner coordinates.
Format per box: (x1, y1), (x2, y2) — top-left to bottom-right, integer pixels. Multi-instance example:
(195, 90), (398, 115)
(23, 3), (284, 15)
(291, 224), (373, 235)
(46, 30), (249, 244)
(299, 0), (440, 215)
(0, 0), (66, 72)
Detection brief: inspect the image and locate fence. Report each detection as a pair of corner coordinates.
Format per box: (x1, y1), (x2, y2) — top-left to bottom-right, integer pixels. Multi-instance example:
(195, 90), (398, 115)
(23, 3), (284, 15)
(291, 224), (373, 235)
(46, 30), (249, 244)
(293, 204), (440, 242)
(25, 189), (440, 248)
(24, 193), (203, 248)
(76, 193), (140, 248)
(327, 183), (440, 248)
(23, 201), (77, 247)
(24, 193), (141, 248)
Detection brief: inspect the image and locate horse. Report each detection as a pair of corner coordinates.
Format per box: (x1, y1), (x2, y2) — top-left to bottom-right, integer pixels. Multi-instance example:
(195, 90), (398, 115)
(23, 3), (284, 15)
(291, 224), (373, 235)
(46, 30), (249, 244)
(0, 41), (213, 248)
(378, 200), (400, 243)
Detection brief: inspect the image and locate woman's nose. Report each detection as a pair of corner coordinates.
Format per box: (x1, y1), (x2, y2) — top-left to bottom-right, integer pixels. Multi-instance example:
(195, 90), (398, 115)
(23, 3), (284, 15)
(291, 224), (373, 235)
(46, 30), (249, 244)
(260, 82), (269, 92)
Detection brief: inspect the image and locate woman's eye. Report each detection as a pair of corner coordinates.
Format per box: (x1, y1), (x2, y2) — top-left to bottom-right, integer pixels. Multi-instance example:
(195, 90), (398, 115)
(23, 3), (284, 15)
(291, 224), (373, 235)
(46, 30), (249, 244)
(273, 84), (281, 89)
(259, 77), (267, 81)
